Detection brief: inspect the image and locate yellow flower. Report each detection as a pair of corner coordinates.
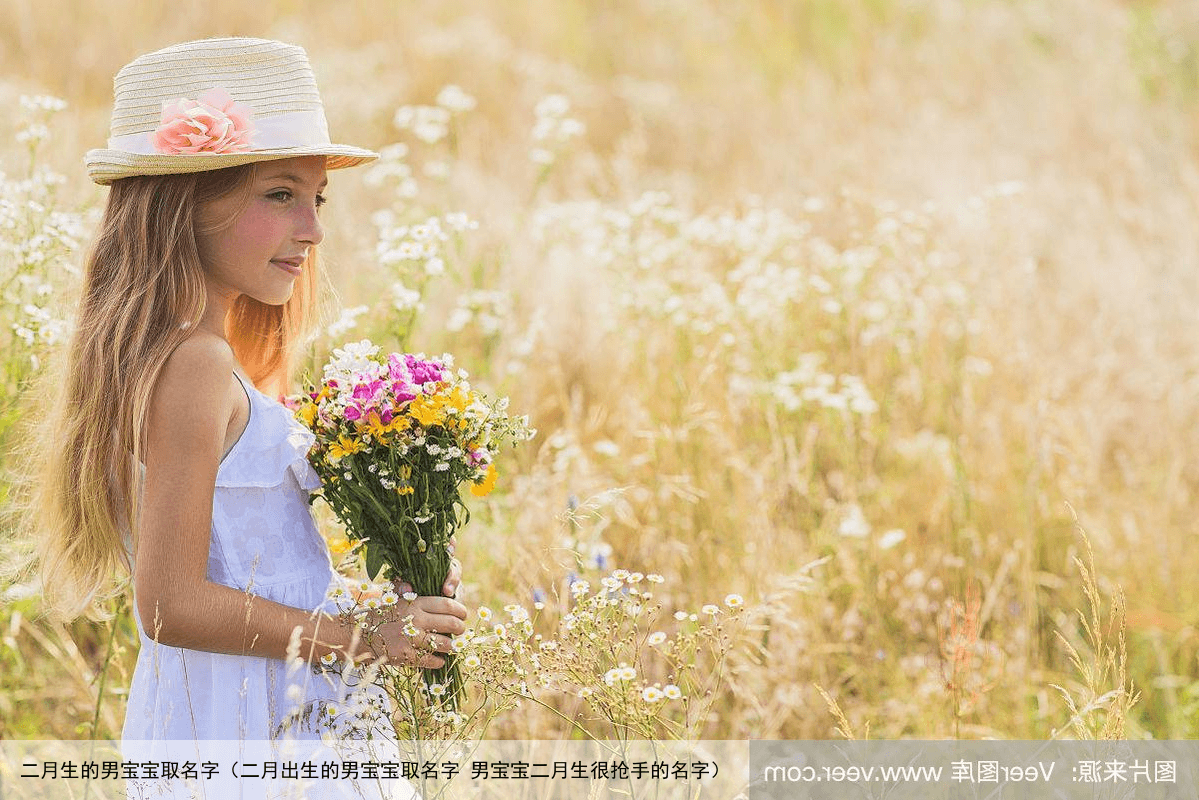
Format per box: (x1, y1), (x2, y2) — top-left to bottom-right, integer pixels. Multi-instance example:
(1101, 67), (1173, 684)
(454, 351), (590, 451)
(396, 486), (415, 496)
(296, 403), (318, 428)
(470, 463), (498, 497)
(408, 396), (444, 427)
(361, 410), (390, 440)
(447, 386), (469, 414)
(327, 434), (364, 462)
(327, 535), (353, 556)
(400, 465), (412, 480)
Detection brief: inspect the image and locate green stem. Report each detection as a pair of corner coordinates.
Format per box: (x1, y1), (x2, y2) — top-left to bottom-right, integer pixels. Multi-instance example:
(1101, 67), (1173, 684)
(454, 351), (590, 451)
(90, 594), (124, 740)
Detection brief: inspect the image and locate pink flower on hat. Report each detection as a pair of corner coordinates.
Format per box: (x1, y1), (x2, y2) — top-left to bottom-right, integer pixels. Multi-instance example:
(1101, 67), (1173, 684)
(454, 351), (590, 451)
(151, 88), (255, 155)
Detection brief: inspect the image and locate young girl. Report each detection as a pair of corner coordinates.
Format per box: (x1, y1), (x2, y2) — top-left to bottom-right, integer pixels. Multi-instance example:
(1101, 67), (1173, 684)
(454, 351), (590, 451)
(12, 36), (466, 796)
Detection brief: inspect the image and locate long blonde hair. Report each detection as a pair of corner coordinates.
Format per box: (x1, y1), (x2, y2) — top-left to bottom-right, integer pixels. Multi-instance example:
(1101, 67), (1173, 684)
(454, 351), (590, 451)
(4, 162), (333, 621)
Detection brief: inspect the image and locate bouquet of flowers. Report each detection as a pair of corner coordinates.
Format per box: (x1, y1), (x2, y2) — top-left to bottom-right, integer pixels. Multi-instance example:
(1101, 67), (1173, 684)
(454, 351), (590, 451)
(288, 340), (534, 702)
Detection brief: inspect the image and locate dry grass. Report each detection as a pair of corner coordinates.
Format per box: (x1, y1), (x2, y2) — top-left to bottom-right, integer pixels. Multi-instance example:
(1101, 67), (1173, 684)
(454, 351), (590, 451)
(2, 0), (1197, 740)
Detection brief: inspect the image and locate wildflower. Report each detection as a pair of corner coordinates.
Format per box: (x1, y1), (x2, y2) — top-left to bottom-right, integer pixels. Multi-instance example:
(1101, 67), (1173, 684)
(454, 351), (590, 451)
(477, 606), (493, 622)
(296, 403), (318, 427)
(470, 463), (498, 497)
(648, 632), (667, 646)
(612, 569), (629, 581)
(428, 683), (447, 697)
(618, 665), (636, 681)
(402, 591), (417, 602)
(674, 611), (689, 621)
(701, 604), (720, 616)
(642, 686), (664, 703)
(463, 654), (481, 669)
(493, 623), (507, 638)
(381, 591), (399, 606)
(320, 652), (338, 666)
(579, 687), (593, 699)
(327, 434), (364, 462)
(664, 684), (682, 700)
(570, 579), (590, 597)
(724, 593), (744, 609)
(403, 622), (420, 637)
(436, 85), (477, 113)
(647, 573), (665, 583)
(628, 572), (644, 583)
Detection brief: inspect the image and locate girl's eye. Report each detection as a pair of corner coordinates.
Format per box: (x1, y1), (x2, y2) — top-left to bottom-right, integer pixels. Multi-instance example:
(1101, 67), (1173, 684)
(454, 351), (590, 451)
(268, 190), (328, 209)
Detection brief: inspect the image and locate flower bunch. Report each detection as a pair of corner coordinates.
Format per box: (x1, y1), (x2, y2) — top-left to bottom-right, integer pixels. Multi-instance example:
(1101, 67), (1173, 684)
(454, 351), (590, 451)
(288, 340), (533, 703)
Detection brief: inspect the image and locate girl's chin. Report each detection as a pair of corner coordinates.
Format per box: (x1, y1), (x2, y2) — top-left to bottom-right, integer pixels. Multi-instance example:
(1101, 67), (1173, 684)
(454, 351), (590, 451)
(248, 287), (294, 307)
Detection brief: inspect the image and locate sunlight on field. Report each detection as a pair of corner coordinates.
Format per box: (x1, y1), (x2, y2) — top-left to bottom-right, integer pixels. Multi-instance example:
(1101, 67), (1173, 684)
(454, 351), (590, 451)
(2, 0), (1199, 741)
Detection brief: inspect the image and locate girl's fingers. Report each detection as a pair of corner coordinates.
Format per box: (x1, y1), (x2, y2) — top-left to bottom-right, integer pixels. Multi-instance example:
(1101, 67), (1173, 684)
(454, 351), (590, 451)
(407, 648), (444, 669)
(443, 559), (462, 597)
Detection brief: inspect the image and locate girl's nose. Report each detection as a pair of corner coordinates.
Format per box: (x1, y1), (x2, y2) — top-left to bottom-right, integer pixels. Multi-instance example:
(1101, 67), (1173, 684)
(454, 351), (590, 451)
(297, 204), (325, 247)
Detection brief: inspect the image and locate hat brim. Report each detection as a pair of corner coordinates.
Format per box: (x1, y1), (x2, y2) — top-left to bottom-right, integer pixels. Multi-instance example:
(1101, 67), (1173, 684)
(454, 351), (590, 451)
(84, 144), (379, 186)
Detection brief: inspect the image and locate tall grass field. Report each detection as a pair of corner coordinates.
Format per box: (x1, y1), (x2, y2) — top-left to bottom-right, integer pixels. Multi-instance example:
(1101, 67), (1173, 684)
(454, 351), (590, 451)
(2, 0), (1198, 742)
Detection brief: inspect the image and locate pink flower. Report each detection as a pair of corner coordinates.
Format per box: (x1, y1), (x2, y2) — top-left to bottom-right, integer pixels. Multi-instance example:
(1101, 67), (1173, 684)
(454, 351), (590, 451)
(404, 354), (445, 385)
(391, 385), (417, 404)
(151, 88), (255, 155)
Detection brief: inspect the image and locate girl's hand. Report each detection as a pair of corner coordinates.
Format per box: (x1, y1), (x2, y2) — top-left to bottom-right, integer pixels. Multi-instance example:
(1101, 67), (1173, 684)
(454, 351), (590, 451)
(363, 594), (468, 669)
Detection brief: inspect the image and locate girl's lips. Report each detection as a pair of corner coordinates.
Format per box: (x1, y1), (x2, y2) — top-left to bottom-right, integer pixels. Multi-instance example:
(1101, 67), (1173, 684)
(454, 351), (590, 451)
(272, 260), (302, 276)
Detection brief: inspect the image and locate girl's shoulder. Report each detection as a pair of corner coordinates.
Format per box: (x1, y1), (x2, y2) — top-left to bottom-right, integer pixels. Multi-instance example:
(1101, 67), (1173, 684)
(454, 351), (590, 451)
(159, 332), (237, 394)
(148, 333), (240, 462)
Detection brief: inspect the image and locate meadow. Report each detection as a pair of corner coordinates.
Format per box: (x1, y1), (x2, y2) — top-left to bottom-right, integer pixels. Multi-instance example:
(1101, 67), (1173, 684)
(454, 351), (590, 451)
(2, 0), (1198, 743)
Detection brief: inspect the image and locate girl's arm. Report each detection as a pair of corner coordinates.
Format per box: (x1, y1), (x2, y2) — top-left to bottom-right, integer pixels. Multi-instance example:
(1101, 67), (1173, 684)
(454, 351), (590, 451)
(135, 334), (466, 666)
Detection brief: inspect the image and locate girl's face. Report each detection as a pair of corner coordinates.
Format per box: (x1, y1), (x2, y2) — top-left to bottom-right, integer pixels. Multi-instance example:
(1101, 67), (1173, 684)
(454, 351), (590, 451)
(195, 155), (327, 307)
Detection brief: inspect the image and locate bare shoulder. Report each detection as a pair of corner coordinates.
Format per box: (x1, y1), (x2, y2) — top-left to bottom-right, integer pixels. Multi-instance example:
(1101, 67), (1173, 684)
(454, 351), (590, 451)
(145, 333), (237, 470)
(156, 333), (236, 403)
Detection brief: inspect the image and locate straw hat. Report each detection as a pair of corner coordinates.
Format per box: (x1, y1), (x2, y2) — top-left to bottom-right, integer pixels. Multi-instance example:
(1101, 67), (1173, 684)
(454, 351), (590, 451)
(85, 37), (377, 185)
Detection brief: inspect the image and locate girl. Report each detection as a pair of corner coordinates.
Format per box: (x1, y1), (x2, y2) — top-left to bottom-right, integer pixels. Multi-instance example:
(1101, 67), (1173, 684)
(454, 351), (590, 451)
(10, 37), (465, 796)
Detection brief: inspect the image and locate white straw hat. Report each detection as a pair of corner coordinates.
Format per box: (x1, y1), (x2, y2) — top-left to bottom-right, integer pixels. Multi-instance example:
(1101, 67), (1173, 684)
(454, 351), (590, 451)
(85, 37), (377, 185)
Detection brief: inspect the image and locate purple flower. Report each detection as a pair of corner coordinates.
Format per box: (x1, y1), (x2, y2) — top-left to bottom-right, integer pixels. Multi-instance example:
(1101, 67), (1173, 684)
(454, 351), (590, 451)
(405, 354), (446, 385)
(391, 383), (417, 404)
(344, 405), (362, 421)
